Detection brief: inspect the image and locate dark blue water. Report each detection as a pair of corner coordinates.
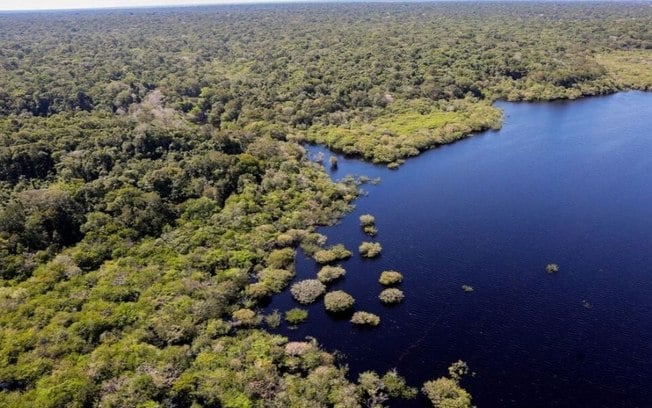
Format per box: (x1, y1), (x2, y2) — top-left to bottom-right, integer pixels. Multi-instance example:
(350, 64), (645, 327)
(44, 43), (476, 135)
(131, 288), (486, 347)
(266, 92), (652, 408)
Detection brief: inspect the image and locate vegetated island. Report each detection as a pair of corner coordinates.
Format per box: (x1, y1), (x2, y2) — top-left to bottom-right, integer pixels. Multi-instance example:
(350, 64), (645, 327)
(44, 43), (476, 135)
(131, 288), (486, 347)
(0, 2), (650, 407)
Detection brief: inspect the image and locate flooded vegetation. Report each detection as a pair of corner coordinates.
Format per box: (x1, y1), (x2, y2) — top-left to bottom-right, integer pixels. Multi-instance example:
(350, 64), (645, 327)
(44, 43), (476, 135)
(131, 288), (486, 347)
(268, 92), (652, 408)
(351, 311), (381, 326)
(379, 270), (404, 286)
(285, 308), (309, 325)
(290, 279), (327, 304)
(317, 265), (347, 283)
(359, 242), (383, 258)
(324, 290), (356, 313)
(546, 263), (560, 274)
(379, 288), (405, 305)
(0, 2), (650, 407)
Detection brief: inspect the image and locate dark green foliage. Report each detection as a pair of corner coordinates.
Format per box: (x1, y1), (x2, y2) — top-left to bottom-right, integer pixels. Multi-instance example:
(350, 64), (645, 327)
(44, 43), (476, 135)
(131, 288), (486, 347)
(0, 143), (55, 183)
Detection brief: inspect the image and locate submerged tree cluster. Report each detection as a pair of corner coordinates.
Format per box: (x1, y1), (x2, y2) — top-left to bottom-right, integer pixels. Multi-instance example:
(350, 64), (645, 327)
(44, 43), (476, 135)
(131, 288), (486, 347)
(0, 2), (650, 407)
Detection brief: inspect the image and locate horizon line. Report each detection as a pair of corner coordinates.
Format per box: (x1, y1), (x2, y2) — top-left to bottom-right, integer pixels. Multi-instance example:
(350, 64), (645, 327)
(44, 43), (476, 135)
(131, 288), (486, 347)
(0, 0), (640, 13)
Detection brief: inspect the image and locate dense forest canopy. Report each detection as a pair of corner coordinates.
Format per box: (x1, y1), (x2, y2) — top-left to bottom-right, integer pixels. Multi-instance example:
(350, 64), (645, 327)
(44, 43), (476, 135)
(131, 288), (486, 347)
(0, 2), (650, 407)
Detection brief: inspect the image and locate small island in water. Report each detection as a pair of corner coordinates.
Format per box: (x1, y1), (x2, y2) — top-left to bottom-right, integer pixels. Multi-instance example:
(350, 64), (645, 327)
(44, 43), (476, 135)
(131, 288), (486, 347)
(0, 2), (650, 408)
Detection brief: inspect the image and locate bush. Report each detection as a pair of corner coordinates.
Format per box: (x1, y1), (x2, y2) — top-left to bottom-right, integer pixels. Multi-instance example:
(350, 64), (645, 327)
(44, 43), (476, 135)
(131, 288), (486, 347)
(314, 244), (352, 264)
(324, 290), (355, 313)
(461, 285), (474, 293)
(285, 308), (309, 325)
(244, 282), (272, 300)
(258, 268), (294, 293)
(448, 360), (469, 381)
(276, 233), (296, 247)
(291, 279), (326, 304)
(317, 265), (346, 283)
(267, 247), (295, 269)
(265, 310), (281, 328)
(359, 242), (382, 258)
(359, 215), (378, 235)
(379, 288), (404, 304)
(363, 225), (378, 236)
(357, 370), (417, 404)
(422, 361), (472, 408)
(422, 378), (471, 408)
(379, 270), (403, 286)
(231, 308), (260, 327)
(382, 370), (418, 399)
(351, 311), (380, 326)
(546, 263), (559, 274)
(359, 214), (375, 226)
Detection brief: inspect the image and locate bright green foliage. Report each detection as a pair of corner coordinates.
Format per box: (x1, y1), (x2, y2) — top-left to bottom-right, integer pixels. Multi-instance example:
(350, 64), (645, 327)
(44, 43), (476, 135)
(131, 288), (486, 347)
(305, 101), (502, 163)
(285, 308), (309, 325)
(596, 51), (652, 90)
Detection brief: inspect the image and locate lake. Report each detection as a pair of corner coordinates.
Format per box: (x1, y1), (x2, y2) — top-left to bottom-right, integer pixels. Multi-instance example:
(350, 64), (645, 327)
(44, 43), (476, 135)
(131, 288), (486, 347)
(265, 92), (652, 408)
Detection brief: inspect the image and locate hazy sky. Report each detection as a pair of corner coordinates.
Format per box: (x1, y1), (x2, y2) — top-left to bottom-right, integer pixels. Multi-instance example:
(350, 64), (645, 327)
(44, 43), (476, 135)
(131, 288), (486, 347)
(0, 0), (263, 11)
